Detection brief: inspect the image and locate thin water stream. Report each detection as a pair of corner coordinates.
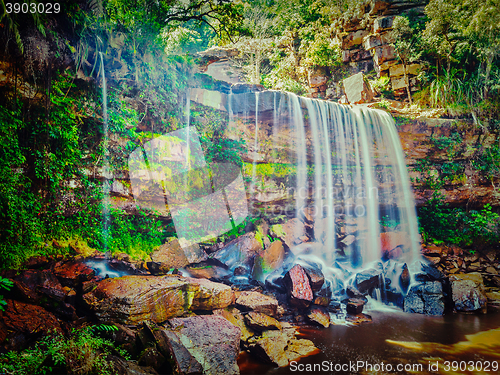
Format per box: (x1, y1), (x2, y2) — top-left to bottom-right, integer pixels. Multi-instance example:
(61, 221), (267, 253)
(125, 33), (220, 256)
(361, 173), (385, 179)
(99, 52), (111, 251)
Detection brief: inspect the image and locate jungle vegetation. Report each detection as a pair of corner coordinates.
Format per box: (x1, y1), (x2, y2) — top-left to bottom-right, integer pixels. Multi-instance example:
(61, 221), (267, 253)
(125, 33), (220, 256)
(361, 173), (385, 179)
(0, 0), (498, 269)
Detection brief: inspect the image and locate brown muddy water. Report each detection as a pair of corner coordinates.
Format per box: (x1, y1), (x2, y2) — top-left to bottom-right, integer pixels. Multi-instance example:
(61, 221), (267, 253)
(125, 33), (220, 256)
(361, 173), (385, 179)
(239, 305), (500, 375)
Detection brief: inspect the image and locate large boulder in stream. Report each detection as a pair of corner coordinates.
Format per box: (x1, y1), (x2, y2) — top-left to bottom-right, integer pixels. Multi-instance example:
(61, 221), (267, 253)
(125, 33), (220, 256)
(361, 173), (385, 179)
(449, 272), (487, 313)
(149, 238), (207, 272)
(283, 264), (314, 308)
(83, 275), (234, 325)
(209, 232), (262, 270)
(404, 281), (445, 315)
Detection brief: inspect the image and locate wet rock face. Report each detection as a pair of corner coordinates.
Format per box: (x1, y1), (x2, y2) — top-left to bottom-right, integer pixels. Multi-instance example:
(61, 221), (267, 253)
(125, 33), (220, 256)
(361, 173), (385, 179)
(37, 269), (67, 302)
(307, 305), (331, 327)
(53, 260), (96, 287)
(355, 268), (383, 294)
(260, 240), (285, 272)
(399, 264), (410, 292)
(214, 307), (256, 342)
(210, 232), (263, 271)
(314, 280), (332, 306)
(190, 277), (235, 310)
(283, 264), (314, 309)
(249, 333), (289, 367)
(380, 232), (407, 260)
(301, 264), (325, 291)
(83, 275), (233, 325)
(83, 275), (188, 324)
(346, 298), (366, 315)
(270, 219), (306, 250)
(449, 273), (488, 313)
(346, 285), (366, 300)
(416, 261), (446, 281)
(159, 315), (241, 375)
(404, 281), (445, 316)
(346, 313), (373, 324)
(8, 268), (80, 320)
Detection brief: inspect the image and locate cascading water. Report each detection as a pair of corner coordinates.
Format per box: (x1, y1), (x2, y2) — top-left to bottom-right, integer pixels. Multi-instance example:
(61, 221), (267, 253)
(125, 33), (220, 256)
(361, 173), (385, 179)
(99, 52), (111, 252)
(228, 90), (420, 301)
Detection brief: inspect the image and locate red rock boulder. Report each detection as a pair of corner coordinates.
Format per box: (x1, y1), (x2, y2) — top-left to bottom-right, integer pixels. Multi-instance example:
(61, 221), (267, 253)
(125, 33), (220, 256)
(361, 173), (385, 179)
(283, 265), (313, 309)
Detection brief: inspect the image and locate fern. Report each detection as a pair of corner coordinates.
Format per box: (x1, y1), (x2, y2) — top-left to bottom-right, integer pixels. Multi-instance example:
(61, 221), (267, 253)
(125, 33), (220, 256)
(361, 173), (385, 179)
(91, 324), (119, 332)
(0, 277), (13, 311)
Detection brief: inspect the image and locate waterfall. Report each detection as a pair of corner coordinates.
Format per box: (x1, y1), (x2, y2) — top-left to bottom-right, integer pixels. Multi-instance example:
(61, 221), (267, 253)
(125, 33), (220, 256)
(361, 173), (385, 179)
(289, 94), (308, 219)
(99, 53), (111, 252)
(230, 90), (420, 270)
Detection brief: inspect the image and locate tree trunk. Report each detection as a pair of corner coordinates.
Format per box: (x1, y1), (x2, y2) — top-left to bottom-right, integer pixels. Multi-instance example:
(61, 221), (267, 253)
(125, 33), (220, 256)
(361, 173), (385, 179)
(403, 63), (412, 104)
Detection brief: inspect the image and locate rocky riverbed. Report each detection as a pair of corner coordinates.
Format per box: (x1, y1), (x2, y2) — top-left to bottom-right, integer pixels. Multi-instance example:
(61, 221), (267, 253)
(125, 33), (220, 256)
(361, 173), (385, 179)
(2, 215), (500, 375)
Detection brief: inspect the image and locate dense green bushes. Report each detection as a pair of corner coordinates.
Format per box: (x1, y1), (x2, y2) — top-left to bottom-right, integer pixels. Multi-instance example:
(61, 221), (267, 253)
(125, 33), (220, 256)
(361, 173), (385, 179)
(419, 194), (500, 248)
(0, 326), (128, 375)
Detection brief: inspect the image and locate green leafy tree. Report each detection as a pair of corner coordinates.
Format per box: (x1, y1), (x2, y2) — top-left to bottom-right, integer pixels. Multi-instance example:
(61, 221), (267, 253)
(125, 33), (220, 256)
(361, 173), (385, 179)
(391, 16), (422, 103)
(419, 0), (499, 118)
(461, 0), (500, 98)
(424, 0), (466, 80)
(233, 1), (277, 84)
(236, 0), (343, 91)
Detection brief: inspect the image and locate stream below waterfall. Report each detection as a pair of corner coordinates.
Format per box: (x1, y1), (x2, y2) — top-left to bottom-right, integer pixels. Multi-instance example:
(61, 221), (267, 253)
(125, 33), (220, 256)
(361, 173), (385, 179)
(239, 306), (500, 375)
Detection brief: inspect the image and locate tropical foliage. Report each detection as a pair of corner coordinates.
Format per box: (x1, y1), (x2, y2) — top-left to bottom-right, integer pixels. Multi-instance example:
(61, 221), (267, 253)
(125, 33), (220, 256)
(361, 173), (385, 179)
(0, 326), (128, 375)
(419, 194), (500, 247)
(0, 0), (498, 266)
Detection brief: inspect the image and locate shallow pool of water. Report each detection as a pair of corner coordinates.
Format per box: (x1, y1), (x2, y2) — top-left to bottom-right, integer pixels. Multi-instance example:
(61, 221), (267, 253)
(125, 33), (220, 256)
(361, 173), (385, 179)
(239, 306), (500, 375)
